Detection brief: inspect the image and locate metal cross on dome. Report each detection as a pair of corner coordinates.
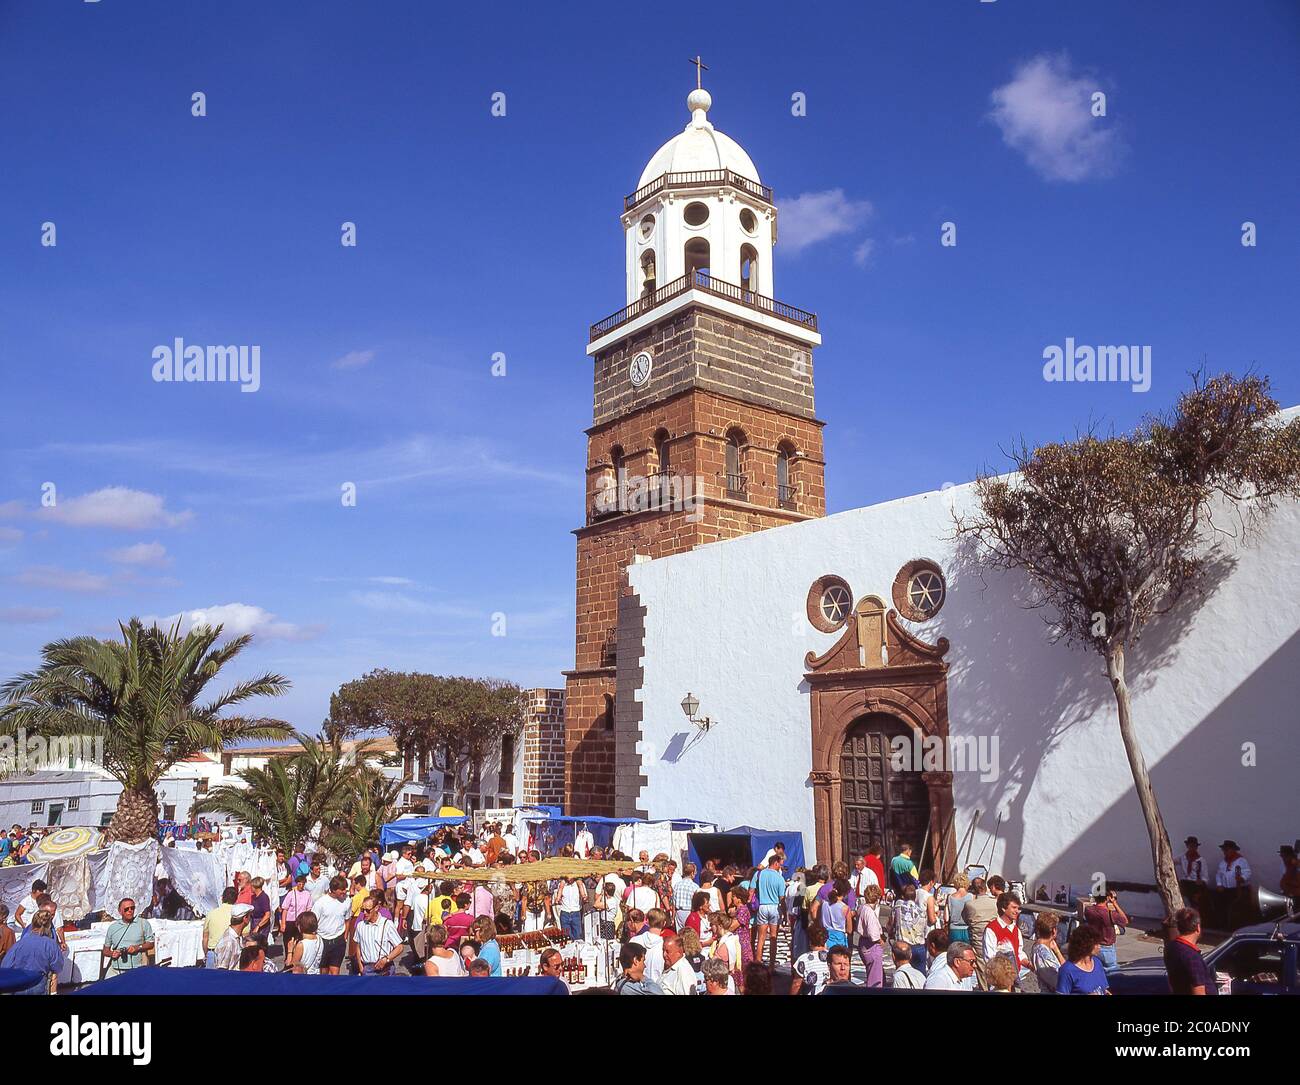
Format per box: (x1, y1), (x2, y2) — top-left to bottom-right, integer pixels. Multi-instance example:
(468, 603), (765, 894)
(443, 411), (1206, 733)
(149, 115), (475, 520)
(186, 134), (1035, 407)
(689, 55), (709, 89)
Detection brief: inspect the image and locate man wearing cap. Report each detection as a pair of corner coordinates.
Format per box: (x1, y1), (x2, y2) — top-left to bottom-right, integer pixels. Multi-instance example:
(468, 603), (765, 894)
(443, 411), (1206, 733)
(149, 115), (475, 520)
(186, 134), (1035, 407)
(378, 850), (399, 889)
(1215, 840), (1252, 930)
(216, 904), (251, 969)
(1176, 836), (1208, 913)
(1279, 846), (1300, 907)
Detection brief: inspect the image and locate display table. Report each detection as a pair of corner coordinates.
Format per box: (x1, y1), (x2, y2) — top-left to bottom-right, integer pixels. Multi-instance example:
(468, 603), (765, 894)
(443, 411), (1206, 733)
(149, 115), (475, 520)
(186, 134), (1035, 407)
(498, 939), (610, 991)
(60, 919), (205, 985)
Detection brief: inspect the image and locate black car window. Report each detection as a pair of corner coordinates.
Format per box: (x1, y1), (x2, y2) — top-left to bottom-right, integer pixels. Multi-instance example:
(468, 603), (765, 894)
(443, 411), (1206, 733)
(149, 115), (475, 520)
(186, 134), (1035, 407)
(1211, 938), (1285, 992)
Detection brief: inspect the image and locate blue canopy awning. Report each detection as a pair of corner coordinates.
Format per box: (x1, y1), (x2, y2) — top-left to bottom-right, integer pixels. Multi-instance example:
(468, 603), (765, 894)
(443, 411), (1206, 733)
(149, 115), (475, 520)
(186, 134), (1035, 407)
(71, 968), (568, 997)
(379, 815), (468, 849)
(686, 826), (806, 875)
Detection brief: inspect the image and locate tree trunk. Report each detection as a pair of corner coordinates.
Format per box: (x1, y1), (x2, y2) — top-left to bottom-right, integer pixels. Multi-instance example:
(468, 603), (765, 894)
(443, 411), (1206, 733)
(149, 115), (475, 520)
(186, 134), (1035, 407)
(110, 786), (159, 844)
(1105, 644), (1184, 917)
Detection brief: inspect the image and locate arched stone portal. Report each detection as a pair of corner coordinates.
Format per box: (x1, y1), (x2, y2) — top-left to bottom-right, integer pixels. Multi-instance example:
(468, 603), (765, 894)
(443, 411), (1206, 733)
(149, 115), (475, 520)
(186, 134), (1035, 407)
(805, 595), (957, 876)
(838, 713), (932, 867)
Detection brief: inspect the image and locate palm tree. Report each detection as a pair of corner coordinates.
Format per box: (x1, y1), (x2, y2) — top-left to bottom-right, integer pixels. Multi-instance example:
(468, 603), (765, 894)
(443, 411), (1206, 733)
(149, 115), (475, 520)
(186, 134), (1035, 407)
(318, 763), (406, 866)
(0, 619), (291, 843)
(194, 734), (355, 855)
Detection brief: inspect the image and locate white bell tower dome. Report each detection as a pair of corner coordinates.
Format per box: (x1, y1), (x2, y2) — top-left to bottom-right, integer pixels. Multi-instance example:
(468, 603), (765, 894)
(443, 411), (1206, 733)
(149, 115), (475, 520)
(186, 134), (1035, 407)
(621, 80), (777, 307)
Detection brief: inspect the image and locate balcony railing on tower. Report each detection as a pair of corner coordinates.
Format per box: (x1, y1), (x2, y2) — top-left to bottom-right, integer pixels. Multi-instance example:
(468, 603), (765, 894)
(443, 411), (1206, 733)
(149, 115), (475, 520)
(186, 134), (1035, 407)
(624, 168), (773, 213)
(590, 269), (817, 342)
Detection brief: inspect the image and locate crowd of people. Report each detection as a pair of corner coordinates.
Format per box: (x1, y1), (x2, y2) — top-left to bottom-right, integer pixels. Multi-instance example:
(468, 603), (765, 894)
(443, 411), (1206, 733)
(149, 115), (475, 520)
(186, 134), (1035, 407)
(2, 819), (1295, 996)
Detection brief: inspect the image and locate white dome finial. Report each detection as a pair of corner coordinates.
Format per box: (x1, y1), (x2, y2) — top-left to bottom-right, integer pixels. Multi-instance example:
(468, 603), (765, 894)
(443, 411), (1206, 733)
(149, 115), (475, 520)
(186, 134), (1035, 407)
(687, 87), (712, 116)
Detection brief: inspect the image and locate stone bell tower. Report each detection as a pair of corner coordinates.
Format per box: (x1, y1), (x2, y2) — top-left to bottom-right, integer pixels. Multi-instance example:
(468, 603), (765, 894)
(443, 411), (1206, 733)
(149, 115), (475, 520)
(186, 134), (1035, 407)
(563, 73), (828, 815)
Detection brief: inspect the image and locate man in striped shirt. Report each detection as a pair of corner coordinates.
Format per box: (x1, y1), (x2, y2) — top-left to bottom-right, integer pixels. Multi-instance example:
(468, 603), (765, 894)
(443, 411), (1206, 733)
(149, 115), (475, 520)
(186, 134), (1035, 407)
(354, 895), (403, 975)
(672, 863), (700, 928)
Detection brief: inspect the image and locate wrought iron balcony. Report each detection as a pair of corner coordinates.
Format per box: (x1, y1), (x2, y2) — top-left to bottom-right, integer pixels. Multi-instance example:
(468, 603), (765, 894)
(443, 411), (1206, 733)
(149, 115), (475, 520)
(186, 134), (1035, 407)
(624, 168), (773, 213)
(726, 472), (748, 498)
(778, 483), (797, 509)
(590, 269), (817, 342)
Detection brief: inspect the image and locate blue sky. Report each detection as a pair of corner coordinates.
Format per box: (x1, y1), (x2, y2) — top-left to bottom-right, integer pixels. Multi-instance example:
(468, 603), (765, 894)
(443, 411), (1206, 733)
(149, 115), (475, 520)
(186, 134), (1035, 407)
(1, 0), (1297, 730)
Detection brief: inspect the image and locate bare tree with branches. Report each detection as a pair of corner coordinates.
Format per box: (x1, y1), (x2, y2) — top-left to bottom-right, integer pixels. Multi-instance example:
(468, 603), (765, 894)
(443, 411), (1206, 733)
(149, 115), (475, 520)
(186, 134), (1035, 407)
(955, 372), (1300, 914)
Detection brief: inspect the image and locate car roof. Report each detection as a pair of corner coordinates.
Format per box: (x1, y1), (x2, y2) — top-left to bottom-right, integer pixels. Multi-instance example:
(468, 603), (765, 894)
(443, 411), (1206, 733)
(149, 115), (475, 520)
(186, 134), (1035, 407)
(1223, 919), (1300, 942)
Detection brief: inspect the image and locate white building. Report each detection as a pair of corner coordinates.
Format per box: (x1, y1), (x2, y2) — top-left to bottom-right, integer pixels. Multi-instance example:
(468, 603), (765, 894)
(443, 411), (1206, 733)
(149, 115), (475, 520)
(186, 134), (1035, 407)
(0, 768), (200, 830)
(621, 441), (1300, 907)
(571, 80), (1300, 913)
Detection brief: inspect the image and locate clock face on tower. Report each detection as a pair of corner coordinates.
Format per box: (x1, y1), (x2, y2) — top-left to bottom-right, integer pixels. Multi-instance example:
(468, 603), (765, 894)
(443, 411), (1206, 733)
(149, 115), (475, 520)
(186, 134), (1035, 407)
(629, 350), (653, 388)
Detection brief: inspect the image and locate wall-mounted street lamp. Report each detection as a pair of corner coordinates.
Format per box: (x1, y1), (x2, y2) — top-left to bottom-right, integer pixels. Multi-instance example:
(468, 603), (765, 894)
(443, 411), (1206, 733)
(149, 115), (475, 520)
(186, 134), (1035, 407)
(680, 692), (713, 733)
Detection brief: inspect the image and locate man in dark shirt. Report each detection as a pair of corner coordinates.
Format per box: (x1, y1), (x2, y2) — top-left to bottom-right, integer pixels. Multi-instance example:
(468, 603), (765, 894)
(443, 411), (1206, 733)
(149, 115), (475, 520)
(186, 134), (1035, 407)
(1164, 907), (1216, 995)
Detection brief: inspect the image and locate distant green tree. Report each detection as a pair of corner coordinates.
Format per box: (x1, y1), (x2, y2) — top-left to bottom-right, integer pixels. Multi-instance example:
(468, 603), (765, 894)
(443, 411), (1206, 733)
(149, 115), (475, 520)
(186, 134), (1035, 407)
(329, 671), (524, 810)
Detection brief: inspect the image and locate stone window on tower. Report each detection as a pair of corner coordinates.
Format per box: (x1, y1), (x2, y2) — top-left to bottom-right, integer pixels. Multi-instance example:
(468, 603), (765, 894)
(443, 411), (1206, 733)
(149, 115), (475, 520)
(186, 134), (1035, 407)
(610, 445), (626, 515)
(640, 249), (657, 298)
(654, 428), (671, 476)
(499, 733), (514, 795)
(740, 243), (759, 294)
(777, 441), (797, 509)
(725, 428), (747, 498)
(685, 238), (710, 281)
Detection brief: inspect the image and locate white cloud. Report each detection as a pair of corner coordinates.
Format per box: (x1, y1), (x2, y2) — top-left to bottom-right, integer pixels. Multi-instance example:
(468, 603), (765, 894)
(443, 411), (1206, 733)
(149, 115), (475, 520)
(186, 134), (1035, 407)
(38, 487), (193, 531)
(332, 349), (377, 370)
(15, 565), (112, 594)
(39, 436), (568, 502)
(852, 238), (877, 267)
(780, 189), (874, 254)
(0, 606), (61, 624)
(367, 576), (415, 586)
(145, 603), (321, 641)
(107, 541), (171, 567)
(988, 53), (1122, 181)
(0, 526), (22, 543)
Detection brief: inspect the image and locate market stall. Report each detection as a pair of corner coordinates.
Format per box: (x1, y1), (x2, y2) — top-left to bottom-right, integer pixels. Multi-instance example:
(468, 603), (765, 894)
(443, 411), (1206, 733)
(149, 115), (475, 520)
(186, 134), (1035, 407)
(685, 825), (807, 875)
(379, 814), (468, 850)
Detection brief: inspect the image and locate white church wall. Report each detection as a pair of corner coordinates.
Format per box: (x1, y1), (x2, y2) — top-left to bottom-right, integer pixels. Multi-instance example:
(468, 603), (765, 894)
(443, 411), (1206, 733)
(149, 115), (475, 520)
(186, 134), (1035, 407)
(628, 453), (1300, 896)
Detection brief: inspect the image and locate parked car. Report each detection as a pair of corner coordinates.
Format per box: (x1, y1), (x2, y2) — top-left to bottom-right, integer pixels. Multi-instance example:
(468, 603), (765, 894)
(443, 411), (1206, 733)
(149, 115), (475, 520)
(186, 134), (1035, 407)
(1108, 918), (1299, 995)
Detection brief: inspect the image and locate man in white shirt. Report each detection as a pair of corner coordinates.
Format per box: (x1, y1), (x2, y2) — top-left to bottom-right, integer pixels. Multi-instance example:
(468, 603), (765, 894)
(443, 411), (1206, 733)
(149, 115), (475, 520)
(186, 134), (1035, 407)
(312, 876), (352, 975)
(15, 879), (47, 928)
(1215, 839), (1253, 929)
(631, 909), (667, 983)
(392, 845), (420, 932)
(503, 824), (519, 856)
(455, 839), (485, 866)
(1176, 836), (1208, 885)
(659, 932), (698, 995)
(354, 895), (403, 975)
(304, 859), (331, 900)
(925, 943), (977, 990)
(1216, 840), (1251, 888)
(890, 941), (927, 989)
(627, 871), (659, 915)
(852, 857), (879, 898)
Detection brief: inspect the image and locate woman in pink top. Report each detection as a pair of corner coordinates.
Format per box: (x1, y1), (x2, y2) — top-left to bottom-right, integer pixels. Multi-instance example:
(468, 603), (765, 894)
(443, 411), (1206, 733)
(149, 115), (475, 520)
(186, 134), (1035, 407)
(279, 873), (315, 961)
